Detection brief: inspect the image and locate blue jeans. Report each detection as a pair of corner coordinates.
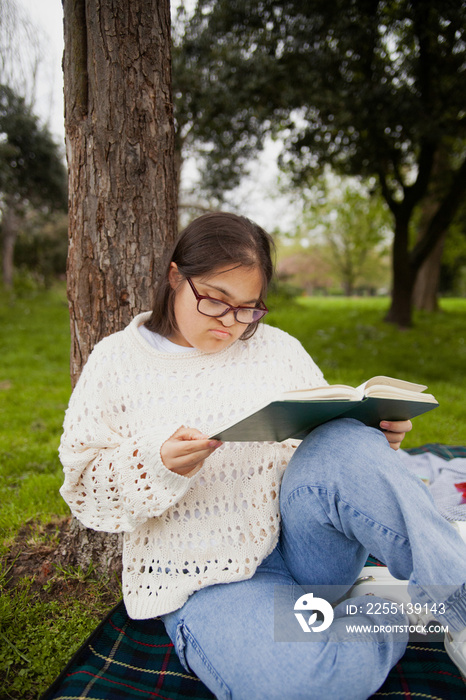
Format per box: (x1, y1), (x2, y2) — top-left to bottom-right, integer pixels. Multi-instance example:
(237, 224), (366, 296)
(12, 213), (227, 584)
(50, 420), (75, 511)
(162, 419), (466, 699)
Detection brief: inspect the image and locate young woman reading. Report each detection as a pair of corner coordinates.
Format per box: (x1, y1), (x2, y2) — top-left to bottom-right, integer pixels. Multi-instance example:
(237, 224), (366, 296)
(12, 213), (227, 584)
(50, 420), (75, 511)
(59, 212), (466, 699)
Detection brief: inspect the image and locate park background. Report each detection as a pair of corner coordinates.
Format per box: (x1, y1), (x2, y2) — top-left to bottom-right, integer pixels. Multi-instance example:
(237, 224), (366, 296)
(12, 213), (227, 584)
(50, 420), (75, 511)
(1, 1), (466, 698)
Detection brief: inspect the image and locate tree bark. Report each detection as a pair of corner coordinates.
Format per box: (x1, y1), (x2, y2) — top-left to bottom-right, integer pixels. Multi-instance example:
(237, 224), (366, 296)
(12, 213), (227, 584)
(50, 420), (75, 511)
(385, 215), (415, 327)
(1, 200), (17, 289)
(412, 232), (446, 312)
(61, 0), (177, 575)
(63, 0), (178, 387)
(385, 151), (466, 327)
(412, 148), (449, 312)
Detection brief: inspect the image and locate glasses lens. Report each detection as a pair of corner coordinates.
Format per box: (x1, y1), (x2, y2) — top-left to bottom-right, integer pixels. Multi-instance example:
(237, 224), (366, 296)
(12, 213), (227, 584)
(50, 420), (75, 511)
(236, 308), (266, 324)
(198, 298), (230, 317)
(198, 297), (267, 324)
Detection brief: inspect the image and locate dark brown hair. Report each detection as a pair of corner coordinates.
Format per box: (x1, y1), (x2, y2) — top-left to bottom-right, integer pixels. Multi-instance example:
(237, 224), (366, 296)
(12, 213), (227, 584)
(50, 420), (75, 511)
(145, 212), (275, 340)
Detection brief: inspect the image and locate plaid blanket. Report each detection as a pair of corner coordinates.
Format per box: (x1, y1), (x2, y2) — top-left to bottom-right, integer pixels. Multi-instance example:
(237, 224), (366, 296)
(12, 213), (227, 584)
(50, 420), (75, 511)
(41, 445), (466, 700)
(406, 444), (466, 461)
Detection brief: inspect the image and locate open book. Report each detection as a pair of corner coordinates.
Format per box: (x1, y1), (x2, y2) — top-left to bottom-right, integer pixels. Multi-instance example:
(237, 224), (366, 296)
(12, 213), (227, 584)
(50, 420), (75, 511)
(210, 376), (439, 442)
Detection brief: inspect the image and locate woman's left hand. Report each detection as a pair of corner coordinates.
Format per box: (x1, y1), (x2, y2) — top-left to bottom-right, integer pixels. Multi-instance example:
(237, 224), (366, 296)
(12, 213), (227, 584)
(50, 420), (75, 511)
(379, 419), (412, 451)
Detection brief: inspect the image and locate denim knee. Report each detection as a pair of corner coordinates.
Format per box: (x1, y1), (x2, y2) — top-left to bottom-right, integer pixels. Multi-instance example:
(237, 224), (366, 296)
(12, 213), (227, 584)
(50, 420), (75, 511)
(302, 417), (388, 460)
(163, 614), (232, 699)
(283, 418), (392, 492)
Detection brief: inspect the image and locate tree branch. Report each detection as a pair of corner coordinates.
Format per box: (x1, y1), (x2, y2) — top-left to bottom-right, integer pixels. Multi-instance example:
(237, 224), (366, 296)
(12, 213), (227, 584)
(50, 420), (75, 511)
(377, 169), (398, 216)
(403, 139), (437, 212)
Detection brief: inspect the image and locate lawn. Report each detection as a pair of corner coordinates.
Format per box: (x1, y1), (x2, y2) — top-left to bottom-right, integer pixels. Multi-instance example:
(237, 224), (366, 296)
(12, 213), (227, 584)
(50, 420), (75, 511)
(0, 284), (71, 544)
(267, 294), (466, 447)
(0, 283), (465, 698)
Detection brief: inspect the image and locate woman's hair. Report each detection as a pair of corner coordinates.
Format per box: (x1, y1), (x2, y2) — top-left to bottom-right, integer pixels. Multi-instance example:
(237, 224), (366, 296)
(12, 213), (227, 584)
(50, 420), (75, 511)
(145, 212), (275, 340)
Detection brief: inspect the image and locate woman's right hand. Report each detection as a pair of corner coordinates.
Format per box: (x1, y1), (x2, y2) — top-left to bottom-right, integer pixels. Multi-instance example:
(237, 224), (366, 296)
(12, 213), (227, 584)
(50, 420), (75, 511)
(160, 426), (222, 476)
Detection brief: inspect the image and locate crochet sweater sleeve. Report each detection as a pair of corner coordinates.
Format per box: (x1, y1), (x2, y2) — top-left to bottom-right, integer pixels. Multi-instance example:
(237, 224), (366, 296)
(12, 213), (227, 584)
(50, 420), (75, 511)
(59, 338), (196, 533)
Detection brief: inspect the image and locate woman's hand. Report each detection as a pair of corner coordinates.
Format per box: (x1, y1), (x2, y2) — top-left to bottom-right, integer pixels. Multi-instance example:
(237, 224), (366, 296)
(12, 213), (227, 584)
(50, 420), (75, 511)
(161, 426), (222, 476)
(380, 419), (412, 451)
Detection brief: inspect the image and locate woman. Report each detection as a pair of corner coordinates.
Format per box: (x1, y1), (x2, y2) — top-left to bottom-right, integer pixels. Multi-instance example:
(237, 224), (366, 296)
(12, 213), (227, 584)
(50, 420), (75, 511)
(59, 212), (466, 699)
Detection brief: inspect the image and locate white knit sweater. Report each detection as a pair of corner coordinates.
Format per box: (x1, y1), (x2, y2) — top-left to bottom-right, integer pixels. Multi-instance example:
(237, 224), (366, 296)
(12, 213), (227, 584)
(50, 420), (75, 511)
(59, 313), (325, 618)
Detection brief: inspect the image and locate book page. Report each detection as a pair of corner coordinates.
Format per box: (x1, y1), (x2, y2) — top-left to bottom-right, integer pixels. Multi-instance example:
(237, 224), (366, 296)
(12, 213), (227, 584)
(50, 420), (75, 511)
(364, 387), (437, 403)
(357, 375), (428, 395)
(282, 384), (362, 401)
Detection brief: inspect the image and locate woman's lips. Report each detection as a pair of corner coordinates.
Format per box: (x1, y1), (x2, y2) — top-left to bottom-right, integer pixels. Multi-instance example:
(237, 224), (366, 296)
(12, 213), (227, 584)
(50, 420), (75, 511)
(210, 328), (231, 339)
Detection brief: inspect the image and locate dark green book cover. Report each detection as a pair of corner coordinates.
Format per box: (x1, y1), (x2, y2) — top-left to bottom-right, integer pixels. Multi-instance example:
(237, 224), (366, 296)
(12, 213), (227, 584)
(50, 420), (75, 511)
(211, 395), (438, 442)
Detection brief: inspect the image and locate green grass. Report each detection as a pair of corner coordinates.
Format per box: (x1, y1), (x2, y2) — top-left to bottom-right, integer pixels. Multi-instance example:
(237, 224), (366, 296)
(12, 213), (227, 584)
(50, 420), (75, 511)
(0, 557), (116, 699)
(0, 285), (71, 547)
(0, 283), (465, 698)
(266, 295), (466, 447)
(1, 285), (465, 543)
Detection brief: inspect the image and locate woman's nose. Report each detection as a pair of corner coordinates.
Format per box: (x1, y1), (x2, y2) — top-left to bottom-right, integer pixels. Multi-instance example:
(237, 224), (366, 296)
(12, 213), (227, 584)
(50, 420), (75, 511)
(219, 309), (237, 326)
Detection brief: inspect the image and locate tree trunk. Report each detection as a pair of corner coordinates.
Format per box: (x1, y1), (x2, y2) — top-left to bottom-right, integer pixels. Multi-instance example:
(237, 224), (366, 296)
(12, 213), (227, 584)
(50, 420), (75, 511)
(384, 142), (466, 327)
(412, 148), (449, 312)
(385, 216), (415, 327)
(63, 0), (178, 386)
(1, 200), (18, 289)
(61, 0), (177, 575)
(412, 231), (446, 312)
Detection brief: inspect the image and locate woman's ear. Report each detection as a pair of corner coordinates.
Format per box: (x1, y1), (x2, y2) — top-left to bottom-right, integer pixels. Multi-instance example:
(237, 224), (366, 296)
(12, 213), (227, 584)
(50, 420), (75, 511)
(168, 262), (182, 290)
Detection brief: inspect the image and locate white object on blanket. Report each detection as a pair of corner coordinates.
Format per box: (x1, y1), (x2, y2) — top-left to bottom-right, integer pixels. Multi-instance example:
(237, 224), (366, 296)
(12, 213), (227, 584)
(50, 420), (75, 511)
(398, 450), (466, 522)
(451, 520), (466, 543)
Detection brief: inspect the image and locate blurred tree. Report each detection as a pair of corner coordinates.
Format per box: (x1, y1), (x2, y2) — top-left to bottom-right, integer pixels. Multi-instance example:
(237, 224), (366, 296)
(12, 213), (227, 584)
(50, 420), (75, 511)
(292, 175), (392, 295)
(0, 85), (67, 287)
(183, 0), (466, 325)
(309, 181), (389, 296)
(440, 205), (466, 296)
(14, 210), (68, 283)
(412, 146), (466, 310)
(171, 5), (273, 207)
(277, 245), (335, 295)
(0, 0), (43, 108)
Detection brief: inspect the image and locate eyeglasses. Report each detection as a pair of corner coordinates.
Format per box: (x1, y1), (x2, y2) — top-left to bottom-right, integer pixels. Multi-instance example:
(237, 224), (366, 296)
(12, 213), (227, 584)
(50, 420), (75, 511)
(186, 277), (268, 324)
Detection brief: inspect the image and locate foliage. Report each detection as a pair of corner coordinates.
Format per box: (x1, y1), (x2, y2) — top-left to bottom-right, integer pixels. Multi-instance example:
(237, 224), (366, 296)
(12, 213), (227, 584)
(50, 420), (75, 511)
(0, 84), (67, 210)
(0, 0), (44, 108)
(14, 211), (68, 282)
(172, 5), (272, 200)
(0, 84), (68, 289)
(276, 243), (337, 295)
(188, 0), (466, 193)
(441, 202), (466, 295)
(180, 0), (466, 324)
(292, 174), (393, 294)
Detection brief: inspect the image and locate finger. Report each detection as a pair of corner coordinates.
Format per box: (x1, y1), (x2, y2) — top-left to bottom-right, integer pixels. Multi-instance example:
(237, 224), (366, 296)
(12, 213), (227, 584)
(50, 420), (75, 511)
(170, 426), (209, 441)
(380, 420), (412, 434)
(167, 453), (209, 476)
(169, 438), (222, 459)
(171, 460), (205, 477)
(161, 427), (222, 474)
(162, 439), (222, 475)
(383, 431), (405, 451)
(389, 441), (403, 451)
(171, 443), (221, 468)
(384, 430), (405, 442)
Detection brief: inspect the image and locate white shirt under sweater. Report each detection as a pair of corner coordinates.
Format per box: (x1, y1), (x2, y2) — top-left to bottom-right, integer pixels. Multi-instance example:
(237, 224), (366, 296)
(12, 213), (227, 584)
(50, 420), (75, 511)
(59, 312), (326, 619)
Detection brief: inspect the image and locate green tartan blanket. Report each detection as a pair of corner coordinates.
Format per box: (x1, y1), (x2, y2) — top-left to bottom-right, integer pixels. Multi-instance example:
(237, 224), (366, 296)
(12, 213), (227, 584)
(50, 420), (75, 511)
(41, 445), (466, 700)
